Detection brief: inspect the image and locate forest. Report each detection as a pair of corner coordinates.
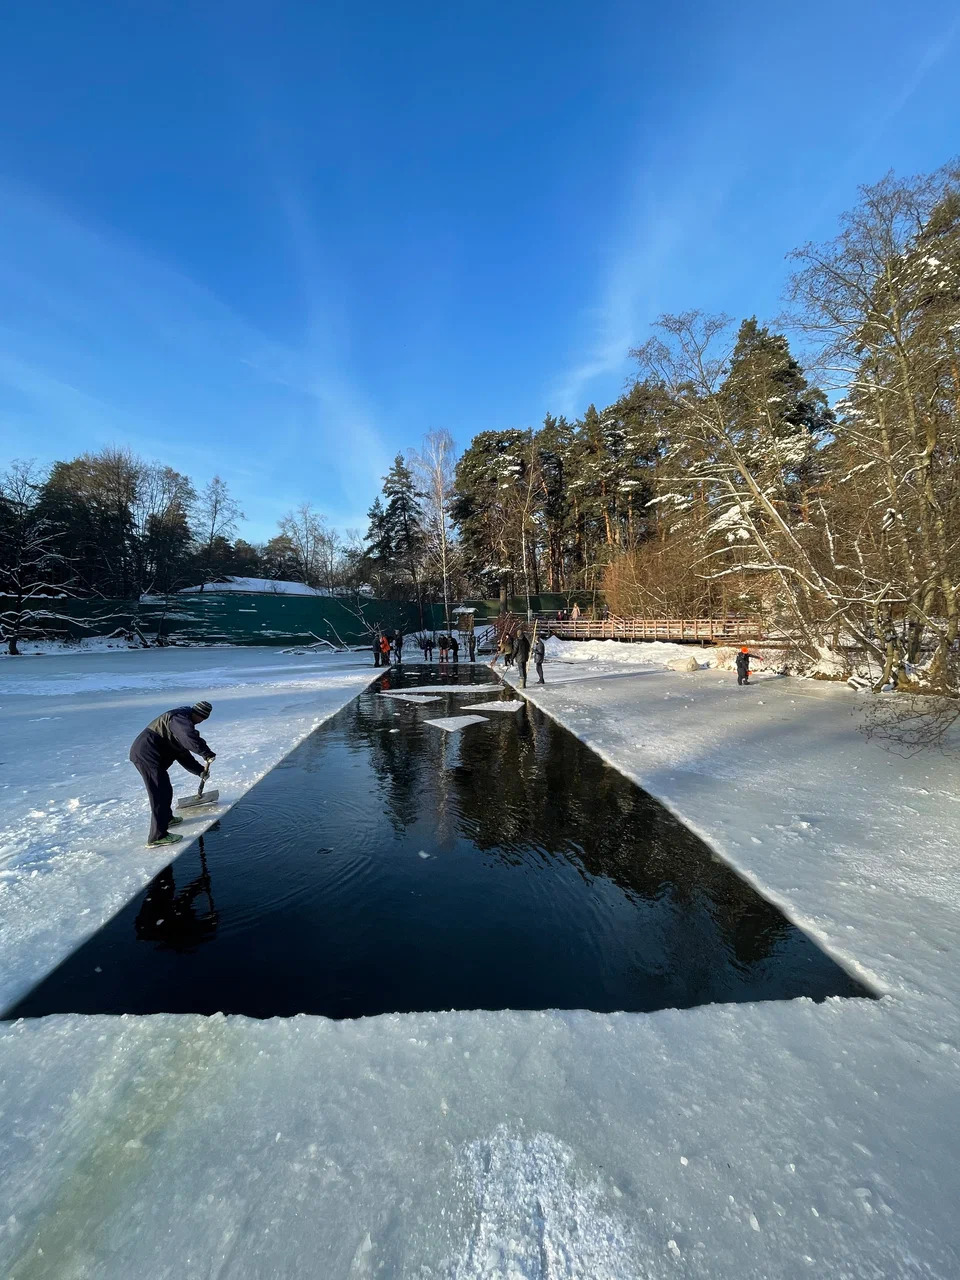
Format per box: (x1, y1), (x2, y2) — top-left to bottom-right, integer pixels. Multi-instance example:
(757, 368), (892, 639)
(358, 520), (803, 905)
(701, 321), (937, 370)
(2, 163), (958, 692)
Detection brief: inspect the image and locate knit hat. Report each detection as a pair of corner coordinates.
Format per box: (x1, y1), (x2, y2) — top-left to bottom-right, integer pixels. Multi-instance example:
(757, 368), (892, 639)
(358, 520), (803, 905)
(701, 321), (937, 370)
(192, 700), (212, 719)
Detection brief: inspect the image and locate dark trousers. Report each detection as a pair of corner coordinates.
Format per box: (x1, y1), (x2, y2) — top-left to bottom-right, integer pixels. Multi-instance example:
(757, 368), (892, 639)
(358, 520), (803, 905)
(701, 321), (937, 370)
(132, 758), (173, 843)
(517, 658), (528, 687)
(374, 650), (381, 667)
(535, 660), (544, 683)
(737, 672), (748, 685)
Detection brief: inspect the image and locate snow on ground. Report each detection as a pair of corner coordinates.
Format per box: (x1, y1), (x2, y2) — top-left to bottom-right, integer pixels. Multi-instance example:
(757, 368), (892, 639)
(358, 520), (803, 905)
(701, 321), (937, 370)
(2, 640), (960, 1278)
(0, 646), (377, 1008)
(176, 576), (372, 596)
(541, 635), (767, 673)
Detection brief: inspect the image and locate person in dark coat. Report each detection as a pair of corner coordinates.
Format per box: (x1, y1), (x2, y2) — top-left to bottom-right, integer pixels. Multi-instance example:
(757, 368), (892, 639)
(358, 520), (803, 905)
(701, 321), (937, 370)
(373, 632), (382, 667)
(735, 647), (761, 685)
(424, 634), (434, 661)
(532, 634), (546, 684)
(450, 634), (460, 663)
(512, 629), (531, 688)
(394, 630), (404, 664)
(438, 634), (448, 662)
(129, 701), (216, 847)
(468, 633), (476, 662)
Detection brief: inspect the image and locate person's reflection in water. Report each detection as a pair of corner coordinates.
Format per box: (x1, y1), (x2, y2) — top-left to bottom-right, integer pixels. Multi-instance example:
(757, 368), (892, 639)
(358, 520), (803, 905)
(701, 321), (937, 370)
(135, 836), (219, 949)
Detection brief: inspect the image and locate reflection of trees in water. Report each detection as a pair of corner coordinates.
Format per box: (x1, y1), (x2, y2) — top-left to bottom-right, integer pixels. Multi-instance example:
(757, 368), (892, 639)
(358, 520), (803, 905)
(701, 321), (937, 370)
(334, 671), (791, 972)
(452, 703), (791, 969)
(135, 837), (219, 949)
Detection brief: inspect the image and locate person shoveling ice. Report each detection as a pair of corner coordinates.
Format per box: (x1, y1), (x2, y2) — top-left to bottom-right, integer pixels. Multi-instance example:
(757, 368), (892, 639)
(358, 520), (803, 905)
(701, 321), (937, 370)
(129, 700), (217, 847)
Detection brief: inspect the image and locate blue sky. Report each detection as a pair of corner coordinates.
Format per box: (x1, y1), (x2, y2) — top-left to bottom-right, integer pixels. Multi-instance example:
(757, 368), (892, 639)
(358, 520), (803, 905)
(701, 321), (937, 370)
(1, 1), (958, 542)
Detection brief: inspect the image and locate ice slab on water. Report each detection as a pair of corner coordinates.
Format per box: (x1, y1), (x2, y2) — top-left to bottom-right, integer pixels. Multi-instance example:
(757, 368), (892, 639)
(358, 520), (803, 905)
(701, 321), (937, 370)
(461, 700), (525, 713)
(381, 684), (495, 696)
(377, 693), (444, 704)
(422, 714), (491, 732)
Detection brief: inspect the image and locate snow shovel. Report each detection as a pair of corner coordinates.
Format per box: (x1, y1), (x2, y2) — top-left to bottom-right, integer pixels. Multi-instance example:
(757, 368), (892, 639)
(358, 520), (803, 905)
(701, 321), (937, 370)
(176, 765), (220, 811)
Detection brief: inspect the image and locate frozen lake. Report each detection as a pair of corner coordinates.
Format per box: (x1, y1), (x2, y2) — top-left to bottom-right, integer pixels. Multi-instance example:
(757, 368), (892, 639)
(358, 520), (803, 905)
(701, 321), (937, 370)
(5, 664), (871, 1019)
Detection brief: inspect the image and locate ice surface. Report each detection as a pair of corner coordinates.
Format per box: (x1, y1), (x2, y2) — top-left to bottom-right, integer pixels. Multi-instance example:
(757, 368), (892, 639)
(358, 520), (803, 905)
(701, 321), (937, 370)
(422, 714), (491, 732)
(2, 642), (960, 1277)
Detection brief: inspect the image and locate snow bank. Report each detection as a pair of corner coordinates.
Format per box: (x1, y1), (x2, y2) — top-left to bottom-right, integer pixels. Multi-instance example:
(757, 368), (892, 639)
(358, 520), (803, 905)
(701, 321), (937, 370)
(543, 636), (705, 667)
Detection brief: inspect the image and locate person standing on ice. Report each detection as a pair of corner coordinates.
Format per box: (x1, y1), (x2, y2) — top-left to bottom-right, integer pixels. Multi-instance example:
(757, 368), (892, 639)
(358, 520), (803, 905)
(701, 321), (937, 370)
(468, 633), (476, 662)
(394, 630), (404, 664)
(379, 633), (391, 666)
(532, 634), (546, 684)
(735, 647), (762, 686)
(129, 701), (216, 847)
(450, 634), (460, 663)
(513, 628), (531, 688)
(373, 631), (382, 667)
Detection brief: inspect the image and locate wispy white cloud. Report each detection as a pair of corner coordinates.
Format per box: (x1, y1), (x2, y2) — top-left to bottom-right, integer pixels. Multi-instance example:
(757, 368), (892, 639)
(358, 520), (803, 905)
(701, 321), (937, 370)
(0, 179), (388, 538)
(548, 166), (733, 419)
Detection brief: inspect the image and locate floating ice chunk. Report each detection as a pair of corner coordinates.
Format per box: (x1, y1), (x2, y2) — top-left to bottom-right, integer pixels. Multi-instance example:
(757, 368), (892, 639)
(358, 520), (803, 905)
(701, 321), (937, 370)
(423, 715), (490, 732)
(460, 700), (524, 713)
(378, 693), (444, 704)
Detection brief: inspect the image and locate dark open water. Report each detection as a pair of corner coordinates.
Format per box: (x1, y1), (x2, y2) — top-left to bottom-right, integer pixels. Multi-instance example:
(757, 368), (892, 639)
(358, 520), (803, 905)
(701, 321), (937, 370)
(4, 664), (873, 1019)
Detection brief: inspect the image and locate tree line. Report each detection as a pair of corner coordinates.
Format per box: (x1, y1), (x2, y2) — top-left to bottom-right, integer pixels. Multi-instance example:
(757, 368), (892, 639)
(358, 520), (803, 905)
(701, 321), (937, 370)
(366, 163), (960, 692)
(3, 161), (958, 690)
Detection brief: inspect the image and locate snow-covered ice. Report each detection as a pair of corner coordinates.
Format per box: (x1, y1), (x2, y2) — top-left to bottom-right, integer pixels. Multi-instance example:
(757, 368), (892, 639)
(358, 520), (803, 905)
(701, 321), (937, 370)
(2, 639), (959, 1278)
(0, 647), (377, 1009)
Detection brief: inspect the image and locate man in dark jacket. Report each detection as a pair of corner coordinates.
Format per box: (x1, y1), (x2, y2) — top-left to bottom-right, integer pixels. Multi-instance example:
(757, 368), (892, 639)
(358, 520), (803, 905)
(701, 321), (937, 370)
(373, 631), (382, 667)
(468, 633), (476, 662)
(532, 634), (546, 684)
(129, 701), (216, 847)
(513, 629), (531, 688)
(394, 630), (404, 664)
(450, 634), (459, 663)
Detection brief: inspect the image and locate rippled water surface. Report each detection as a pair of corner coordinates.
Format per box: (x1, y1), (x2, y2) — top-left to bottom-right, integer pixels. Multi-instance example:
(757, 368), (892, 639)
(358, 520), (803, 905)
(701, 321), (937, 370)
(5, 665), (873, 1018)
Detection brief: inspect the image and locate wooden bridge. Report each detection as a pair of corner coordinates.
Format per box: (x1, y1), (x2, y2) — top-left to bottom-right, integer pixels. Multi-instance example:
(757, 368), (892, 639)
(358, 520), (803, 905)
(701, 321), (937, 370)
(486, 614), (764, 646)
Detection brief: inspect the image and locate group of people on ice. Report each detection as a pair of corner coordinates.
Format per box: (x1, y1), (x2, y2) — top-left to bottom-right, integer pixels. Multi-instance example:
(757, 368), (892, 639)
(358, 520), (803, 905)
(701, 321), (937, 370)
(495, 626), (545, 689)
(372, 629), (477, 666)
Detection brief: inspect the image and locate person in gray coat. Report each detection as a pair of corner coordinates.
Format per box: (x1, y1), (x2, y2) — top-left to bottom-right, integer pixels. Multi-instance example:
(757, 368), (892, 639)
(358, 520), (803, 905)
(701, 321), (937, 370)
(532, 635), (546, 684)
(129, 701), (216, 847)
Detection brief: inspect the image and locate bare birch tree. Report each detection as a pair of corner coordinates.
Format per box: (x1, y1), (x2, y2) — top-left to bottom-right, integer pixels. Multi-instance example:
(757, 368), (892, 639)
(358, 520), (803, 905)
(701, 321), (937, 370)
(412, 430), (457, 632)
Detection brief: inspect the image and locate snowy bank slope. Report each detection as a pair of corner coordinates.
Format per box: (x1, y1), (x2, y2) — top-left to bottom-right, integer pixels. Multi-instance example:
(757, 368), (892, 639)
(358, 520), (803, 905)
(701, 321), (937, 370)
(1, 649), (959, 1278)
(0, 647), (376, 1008)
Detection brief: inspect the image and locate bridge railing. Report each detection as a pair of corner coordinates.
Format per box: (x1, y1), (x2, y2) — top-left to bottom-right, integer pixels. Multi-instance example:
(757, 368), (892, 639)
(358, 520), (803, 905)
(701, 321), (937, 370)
(530, 614), (764, 643)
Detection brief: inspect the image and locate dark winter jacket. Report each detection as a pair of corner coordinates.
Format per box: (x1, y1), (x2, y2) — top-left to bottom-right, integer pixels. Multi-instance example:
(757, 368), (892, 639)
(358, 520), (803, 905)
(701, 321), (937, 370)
(130, 707), (213, 776)
(532, 638), (545, 664)
(735, 651), (759, 672)
(513, 633), (531, 664)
